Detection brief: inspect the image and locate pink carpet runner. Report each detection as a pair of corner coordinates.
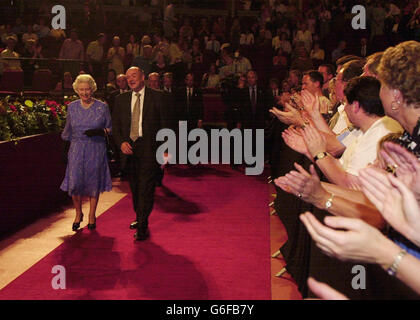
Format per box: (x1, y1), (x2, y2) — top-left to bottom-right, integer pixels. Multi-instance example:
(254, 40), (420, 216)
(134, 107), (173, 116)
(0, 165), (271, 300)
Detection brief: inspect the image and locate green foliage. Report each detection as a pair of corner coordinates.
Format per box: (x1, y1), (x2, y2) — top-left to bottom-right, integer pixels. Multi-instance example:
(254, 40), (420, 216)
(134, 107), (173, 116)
(0, 95), (77, 142)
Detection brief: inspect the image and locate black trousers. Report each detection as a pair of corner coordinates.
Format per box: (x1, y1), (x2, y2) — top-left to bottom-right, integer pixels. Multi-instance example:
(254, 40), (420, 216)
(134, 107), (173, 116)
(126, 138), (159, 229)
(156, 167), (164, 184)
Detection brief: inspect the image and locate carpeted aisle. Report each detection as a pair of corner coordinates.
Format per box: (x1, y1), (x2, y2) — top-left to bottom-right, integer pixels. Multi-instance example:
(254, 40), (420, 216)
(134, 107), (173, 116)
(0, 165), (271, 300)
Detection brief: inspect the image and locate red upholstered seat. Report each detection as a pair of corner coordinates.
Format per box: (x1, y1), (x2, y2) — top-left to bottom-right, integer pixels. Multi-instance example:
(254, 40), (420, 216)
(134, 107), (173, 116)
(0, 70), (24, 95)
(24, 69), (53, 96)
(203, 92), (227, 123)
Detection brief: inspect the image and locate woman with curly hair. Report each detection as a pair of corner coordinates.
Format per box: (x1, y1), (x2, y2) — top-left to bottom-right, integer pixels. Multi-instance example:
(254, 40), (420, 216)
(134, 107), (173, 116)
(61, 74), (112, 231)
(378, 40), (420, 156)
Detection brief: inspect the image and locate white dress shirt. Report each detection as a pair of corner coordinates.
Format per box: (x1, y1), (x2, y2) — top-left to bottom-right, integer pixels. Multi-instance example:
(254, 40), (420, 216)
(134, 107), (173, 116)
(339, 116), (403, 176)
(332, 104), (350, 135)
(131, 86), (145, 137)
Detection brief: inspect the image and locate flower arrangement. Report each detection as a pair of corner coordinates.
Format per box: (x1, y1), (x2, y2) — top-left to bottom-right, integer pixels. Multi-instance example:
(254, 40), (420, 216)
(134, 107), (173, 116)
(0, 95), (78, 142)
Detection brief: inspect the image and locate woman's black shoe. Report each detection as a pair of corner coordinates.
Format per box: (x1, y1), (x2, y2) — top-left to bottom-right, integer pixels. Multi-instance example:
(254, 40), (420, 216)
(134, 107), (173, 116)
(72, 213), (84, 231)
(88, 219), (96, 230)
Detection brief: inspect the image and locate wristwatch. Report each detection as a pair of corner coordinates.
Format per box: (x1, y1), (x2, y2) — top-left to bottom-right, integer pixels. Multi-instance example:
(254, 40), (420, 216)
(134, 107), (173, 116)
(314, 151), (328, 162)
(325, 193), (334, 210)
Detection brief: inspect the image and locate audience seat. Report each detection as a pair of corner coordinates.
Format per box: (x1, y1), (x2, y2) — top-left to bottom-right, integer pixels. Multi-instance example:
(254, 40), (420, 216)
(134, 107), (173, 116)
(203, 92), (227, 124)
(0, 70), (24, 96)
(24, 69), (54, 96)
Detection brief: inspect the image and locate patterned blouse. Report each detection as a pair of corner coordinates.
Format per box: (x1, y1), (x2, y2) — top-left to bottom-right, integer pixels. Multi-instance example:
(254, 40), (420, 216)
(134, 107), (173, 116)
(389, 117), (420, 258)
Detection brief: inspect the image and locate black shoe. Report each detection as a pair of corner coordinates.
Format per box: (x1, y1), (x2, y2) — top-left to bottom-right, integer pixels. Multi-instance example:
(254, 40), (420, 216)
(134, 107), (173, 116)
(134, 228), (149, 241)
(87, 220), (96, 230)
(130, 220), (138, 229)
(72, 213), (84, 231)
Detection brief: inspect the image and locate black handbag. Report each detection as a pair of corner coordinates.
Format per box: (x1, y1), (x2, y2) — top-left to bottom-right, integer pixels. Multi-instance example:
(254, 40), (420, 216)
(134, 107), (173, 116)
(104, 130), (114, 160)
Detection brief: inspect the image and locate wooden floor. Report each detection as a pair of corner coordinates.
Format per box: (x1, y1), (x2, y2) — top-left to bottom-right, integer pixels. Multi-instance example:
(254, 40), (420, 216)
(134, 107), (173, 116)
(0, 178), (301, 299)
(269, 187), (302, 300)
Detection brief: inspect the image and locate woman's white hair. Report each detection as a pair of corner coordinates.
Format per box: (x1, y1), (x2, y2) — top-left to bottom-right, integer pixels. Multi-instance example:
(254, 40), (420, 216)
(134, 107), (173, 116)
(73, 74), (97, 92)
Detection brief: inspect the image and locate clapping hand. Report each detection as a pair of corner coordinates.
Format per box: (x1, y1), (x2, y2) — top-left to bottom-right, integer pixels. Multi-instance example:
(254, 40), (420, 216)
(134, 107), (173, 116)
(380, 142), (420, 201)
(306, 277), (349, 300)
(275, 163), (329, 207)
(270, 102), (304, 126)
(290, 92), (303, 109)
(302, 124), (327, 158)
(359, 167), (420, 248)
(300, 211), (393, 264)
(282, 126), (310, 157)
(301, 89), (320, 116)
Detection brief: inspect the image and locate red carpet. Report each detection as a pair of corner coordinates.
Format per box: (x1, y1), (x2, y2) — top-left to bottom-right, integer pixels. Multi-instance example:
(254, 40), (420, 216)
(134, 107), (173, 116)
(0, 165), (271, 300)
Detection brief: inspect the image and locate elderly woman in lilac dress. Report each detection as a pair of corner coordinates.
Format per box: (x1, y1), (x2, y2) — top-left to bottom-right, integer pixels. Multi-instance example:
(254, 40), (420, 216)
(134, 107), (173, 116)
(61, 74), (112, 231)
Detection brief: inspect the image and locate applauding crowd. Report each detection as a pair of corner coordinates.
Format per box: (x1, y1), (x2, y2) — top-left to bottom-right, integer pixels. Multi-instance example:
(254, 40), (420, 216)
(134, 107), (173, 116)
(269, 40), (420, 299)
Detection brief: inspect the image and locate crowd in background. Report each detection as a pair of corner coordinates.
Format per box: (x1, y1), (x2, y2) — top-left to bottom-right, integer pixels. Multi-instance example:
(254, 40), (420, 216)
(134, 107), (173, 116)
(1, 0), (420, 299)
(1, 0), (419, 95)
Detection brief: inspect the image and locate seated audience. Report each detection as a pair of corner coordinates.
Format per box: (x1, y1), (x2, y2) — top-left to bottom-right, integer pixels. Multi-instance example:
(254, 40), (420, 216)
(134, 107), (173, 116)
(54, 72), (74, 93)
(0, 36), (21, 75)
(107, 36), (125, 76)
(201, 63), (220, 89)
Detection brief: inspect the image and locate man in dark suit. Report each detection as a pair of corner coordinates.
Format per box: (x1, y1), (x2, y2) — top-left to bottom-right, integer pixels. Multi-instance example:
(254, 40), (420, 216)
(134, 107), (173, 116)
(112, 67), (168, 241)
(175, 73), (204, 131)
(106, 74), (129, 177)
(267, 78), (280, 108)
(107, 74), (129, 114)
(147, 72), (165, 186)
(238, 70), (269, 163)
(358, 37), (370, 58)
(174, 73), (203, 164)
(161, 72), (178, 131)
(239, 70), (268, 131)
(162, 72), (174, 94)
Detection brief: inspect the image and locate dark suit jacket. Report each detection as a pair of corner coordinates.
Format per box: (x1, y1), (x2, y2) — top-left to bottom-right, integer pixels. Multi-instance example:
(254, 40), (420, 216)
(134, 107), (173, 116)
(174, 86), (204, 126)
(356, 44), (371, 58)
(266, 89), (280, 109)
(112, 87), (168, 169)
(161, 90), (178, 131)
(239, 86), (268, 129)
